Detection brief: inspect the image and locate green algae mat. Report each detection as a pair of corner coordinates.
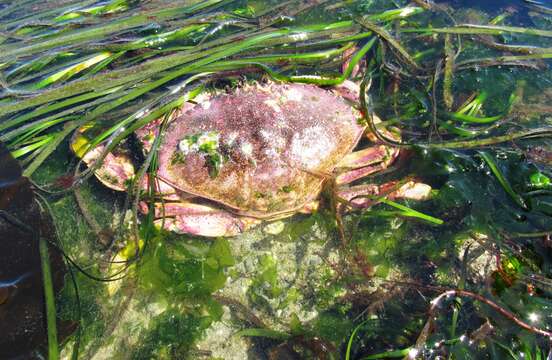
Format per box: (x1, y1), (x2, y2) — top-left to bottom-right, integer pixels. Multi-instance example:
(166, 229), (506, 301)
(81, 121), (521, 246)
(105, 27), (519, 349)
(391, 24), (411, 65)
(1, 0), (552, 359)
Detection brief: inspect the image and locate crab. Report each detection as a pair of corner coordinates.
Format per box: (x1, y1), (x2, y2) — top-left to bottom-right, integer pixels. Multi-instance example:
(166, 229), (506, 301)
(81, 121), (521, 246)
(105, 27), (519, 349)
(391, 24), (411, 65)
(72, 81), (431, 237)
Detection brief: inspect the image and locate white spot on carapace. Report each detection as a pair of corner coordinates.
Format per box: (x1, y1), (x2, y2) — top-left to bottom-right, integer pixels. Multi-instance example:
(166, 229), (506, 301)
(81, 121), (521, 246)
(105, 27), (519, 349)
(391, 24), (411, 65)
(201, 100), (211, 110)
(179, 138), (192, 154)
(241, 141), (254, 157)
(260, 129), (271, 140)
(264, 147), (279, 159)
(290, 126), (331, 169)
(225, 132), (238, 146)
(284, 87), (304, 102)
(260, 130), (285, 148)
(264, 99), (282, 113)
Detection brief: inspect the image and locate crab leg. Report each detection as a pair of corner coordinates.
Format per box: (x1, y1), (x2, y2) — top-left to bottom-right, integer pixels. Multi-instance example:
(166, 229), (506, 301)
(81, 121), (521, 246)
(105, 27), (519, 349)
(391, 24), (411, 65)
(140, 181), (431, 237)
(336, 181), (432, 209)
(141, 201), (261, 237)
(299, 180), (432, 214)
(335, 144), (399, 185)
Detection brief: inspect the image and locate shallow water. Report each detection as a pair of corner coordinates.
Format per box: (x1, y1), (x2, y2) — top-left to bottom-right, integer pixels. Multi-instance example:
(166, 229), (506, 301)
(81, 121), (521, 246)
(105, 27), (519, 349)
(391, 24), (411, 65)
(1, 0), (552, 359)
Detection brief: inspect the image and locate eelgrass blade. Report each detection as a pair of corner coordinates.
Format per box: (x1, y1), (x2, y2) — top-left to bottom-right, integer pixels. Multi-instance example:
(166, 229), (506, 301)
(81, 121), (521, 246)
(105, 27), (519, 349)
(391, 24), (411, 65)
(443, 34), (455, 110)
(31, 52), (113, 89)
(1, 0), (98, 28)
(441, 92), (516, 125)
(0, 85), (124, 132)
(367, 6), (424, 22)
(10, 135), (54, 158)
(355, 17), (421, 71)
(401, 24), (552, 37)
(0, 0), (233, 61)
(438, 121), (487, 137)
(5, 52), (76, 81)
(479, 151), (529, 210)
(345, 320), (369, 360)
(380, 199), (444, 225)
(116, 24), (211, 51)
(428, 127), (552, 148)
(84, 51), (126, 77)
(0, 0), (36, 20)
(362, 348), (411, 359)
(10, 116), (73, 147)
(0, 21), (356, 119)
(235, 328), (291, 340)
(53, 0), (130, 22)
(456, 92), (487, 116)
(23, 122), (78, 176)
(455, 53), (552, 69)
(84, 73), (209, 153)
(38, 229), (59, 360)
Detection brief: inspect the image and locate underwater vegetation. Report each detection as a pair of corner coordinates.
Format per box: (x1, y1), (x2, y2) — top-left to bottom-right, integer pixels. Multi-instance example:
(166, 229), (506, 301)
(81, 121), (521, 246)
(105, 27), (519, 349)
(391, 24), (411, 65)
(0, 0), (552, 359)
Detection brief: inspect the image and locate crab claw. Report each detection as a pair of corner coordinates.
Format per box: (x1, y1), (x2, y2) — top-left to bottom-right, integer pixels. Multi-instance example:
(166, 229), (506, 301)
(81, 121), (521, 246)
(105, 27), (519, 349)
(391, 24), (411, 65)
(335, 145), (397, 185)
(71, 131), (181, 198)
(141, 201), (261, 237)
(331, 80), (361, 104)
(77, 143), (135, 192)
(389, 181), (433, 201)
(337, 181), (432, 210)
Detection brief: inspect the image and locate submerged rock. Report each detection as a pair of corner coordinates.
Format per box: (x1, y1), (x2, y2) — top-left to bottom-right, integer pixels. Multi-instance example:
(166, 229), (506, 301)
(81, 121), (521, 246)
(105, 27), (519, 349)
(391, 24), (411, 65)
(0, 142), (66, 359)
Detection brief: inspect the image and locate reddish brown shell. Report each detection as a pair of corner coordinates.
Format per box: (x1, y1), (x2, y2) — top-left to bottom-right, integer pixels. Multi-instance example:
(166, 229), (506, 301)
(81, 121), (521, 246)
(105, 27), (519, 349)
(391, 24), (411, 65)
(157, 82), (365, 218)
